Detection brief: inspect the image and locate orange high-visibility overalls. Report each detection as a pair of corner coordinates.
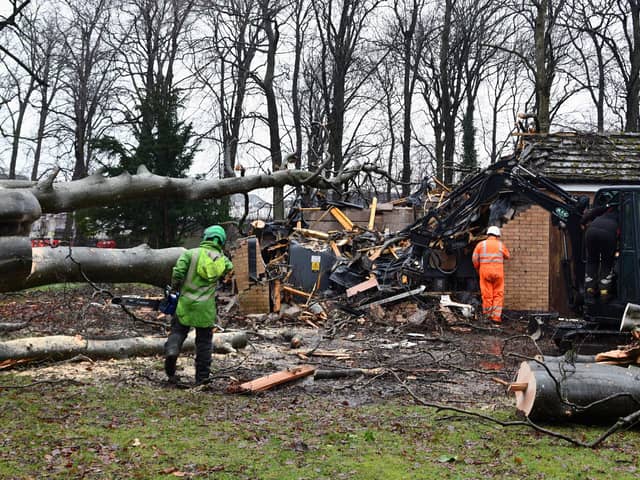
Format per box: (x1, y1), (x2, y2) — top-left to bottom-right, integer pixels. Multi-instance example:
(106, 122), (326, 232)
(472, 236), (510, 323)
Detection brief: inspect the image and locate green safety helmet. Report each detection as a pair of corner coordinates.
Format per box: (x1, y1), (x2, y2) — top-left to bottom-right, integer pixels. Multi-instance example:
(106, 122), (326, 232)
(203, 225), (226, 245)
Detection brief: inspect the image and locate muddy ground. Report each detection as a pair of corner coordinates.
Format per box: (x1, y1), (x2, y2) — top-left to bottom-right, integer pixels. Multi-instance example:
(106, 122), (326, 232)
(0, 284), (558, 410)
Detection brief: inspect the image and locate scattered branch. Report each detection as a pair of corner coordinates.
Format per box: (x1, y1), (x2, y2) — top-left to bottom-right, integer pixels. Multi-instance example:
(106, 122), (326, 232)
(391, 367), (640, 448)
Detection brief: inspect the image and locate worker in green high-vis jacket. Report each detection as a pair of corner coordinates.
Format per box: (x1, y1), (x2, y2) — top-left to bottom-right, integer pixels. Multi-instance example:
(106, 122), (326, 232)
(164, 225), (234, 384)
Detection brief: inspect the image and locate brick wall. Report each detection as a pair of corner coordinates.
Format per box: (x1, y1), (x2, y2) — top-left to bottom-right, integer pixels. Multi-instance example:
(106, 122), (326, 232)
(501, 206), (550, 310)
(232, 236), (271, 314)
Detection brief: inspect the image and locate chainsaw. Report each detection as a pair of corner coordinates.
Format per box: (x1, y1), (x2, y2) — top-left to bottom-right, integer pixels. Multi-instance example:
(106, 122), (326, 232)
(111, 286), (180, 315)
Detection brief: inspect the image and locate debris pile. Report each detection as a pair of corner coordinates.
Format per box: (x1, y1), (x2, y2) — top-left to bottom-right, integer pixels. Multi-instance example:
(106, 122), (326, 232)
(230, 192), (478, 327)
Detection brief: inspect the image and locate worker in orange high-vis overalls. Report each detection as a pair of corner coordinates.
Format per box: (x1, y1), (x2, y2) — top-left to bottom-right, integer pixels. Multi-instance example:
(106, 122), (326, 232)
(472, 226), (510, 325)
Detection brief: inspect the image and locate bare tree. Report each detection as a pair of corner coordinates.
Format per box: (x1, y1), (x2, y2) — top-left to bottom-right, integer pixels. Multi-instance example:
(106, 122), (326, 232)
(478, 55), (528, 163)
(56, 0), (120, 180)
(30, 14), (65, 180)
(598, 1), (640, 132)
(312, 0), (382, 177)
(193, 1), (263, 178)
(252, 0), (286, 219)
(0, 22), (37, 178)
(373, 59), (401, 199)
(563, 0), (616, 133)
(288, 0), (313, 173)
(459, 0), (502, 174)
(498, 0), (577, 133)
(417, 0), (466, 184)
(0, 0), (45, 83)
(389, 0), (428, 196)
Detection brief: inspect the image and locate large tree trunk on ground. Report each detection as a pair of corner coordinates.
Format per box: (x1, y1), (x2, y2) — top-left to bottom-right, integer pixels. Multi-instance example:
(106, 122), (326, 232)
(0, 331), (248, 363)
(512, 361), (640, 422)
(1, 244), (184, 293)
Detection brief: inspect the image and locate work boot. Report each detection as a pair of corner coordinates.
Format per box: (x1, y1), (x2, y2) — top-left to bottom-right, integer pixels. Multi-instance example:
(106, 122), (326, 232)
(194, 374), (211, 386)
(599, 273), (614, 302)
(585, 276), (596, 298)
(164, 354), (177, 378)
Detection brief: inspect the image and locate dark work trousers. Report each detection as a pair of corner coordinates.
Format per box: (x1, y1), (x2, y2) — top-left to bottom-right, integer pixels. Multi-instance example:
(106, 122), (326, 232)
(585, 223), (617, 290)
(164, 315), (213, 383)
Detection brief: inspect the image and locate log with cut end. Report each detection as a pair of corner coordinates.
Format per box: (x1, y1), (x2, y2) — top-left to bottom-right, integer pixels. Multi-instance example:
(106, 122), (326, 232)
(0, 331), (247, 364)
(511, 360), (640, 422)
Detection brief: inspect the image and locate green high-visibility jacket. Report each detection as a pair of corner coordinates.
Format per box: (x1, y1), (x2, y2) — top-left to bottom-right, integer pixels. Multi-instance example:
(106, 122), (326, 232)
(171, 240), (233, 328)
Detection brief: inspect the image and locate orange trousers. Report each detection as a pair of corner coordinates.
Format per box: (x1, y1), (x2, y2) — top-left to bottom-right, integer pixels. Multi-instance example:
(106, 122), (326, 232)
(479, 268), (504, 323)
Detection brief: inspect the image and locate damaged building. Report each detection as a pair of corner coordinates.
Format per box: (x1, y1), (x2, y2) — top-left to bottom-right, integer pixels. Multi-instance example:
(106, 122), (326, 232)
(229, 133), (640, 340)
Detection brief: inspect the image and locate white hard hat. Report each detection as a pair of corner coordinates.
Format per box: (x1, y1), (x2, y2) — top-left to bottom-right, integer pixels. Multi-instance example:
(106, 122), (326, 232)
(487, 226), (501, 237)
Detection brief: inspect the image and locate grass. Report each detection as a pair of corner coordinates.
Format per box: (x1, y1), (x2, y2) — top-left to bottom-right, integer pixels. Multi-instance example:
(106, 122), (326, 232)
(0, 373), (638, 479)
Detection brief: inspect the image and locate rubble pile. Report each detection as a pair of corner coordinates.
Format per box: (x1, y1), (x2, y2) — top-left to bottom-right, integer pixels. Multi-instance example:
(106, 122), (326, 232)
(229, 190), (480, 330)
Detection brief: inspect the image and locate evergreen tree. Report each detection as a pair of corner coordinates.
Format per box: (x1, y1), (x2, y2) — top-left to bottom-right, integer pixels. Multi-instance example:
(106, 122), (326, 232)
(78, 87), (229, 248)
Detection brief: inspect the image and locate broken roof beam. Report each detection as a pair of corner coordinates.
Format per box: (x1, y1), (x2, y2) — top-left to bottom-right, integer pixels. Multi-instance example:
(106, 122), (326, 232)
(368, 197), (378, 230)
(329, 207), (354, 231)
(293, 227), (330, 240)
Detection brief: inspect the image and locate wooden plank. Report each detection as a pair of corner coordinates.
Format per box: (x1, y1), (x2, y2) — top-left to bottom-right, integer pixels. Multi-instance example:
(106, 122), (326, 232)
(238, 365), (316, 392)
(282, 284), (312, 298)
(329, 240), (342, 258)
(368, 197), (378, 230)
(272, 279), (281, 313)
(346, 276), (379, 297)
(293, 227), (329, 240)
(329, 207), (354, 231)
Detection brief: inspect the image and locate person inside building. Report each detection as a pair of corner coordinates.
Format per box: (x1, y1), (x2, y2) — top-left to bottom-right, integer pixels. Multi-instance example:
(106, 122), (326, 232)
(581, 192), (620, 301)
(164, 225), (234, 385)
(472, 226), (511, 325)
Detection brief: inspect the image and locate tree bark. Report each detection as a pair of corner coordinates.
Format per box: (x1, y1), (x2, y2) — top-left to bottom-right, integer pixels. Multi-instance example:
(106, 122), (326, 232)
(0, 331), (248, 363)
(0, 241), (183, 293)
(534, 0), (551, 133)
(1, 166), (364, 215)
(513, 360), (640, 422)
(21, 244), (185, 292)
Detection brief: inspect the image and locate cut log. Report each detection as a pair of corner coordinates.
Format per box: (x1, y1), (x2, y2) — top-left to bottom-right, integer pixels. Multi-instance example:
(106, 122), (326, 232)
(0, 331), (247, 364)
(512, 361), (640, 422)
(0, 237), (33, 292)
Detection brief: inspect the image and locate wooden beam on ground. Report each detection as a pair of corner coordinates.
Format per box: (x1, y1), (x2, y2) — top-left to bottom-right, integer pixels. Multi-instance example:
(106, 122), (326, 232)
(237, 365), (316, 393)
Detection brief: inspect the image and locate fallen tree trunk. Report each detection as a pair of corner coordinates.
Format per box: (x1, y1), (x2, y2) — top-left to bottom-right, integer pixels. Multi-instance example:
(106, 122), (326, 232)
(4, 165), (373, 214)
(0, 322), (28, 333)
(1, 244), (184, 293)
(0, 331), (247, 364)
(314, 368), (385, 379)
(512, 360), (640, 422)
